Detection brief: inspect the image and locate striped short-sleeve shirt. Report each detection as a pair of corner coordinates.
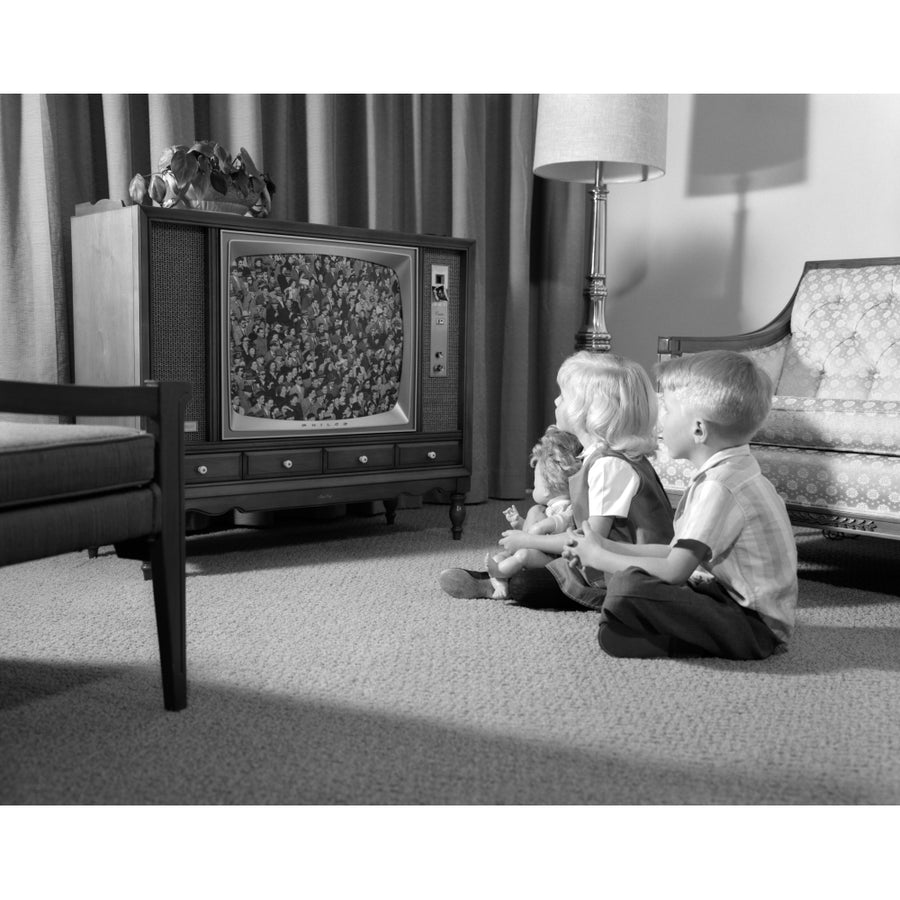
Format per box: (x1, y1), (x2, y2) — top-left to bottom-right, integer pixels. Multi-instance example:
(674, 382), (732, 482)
(673, 445), (798, 644)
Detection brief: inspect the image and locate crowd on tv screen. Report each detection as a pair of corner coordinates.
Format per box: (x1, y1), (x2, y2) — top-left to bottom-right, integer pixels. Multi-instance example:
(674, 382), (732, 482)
(228, 251), (404, 422)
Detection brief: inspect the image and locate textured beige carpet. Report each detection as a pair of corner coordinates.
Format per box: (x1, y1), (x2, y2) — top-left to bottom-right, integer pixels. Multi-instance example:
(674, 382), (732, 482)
(1, 499), (899, 805)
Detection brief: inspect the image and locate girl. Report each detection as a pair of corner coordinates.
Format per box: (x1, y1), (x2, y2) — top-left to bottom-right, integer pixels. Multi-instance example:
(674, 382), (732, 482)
(439, 352), (674, 609)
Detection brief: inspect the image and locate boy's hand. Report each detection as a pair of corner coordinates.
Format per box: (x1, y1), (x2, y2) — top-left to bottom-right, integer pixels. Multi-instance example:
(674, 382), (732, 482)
(499, 529), (531, 552)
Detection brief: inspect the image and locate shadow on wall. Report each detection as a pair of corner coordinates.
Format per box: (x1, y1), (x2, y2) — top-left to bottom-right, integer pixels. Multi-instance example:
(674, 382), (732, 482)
(688, 94), (810, 312)
(611, 96), (811, 372)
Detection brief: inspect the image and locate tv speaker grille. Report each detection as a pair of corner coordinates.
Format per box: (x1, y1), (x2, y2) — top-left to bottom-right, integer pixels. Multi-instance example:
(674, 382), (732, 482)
(148, 222), (209, 442)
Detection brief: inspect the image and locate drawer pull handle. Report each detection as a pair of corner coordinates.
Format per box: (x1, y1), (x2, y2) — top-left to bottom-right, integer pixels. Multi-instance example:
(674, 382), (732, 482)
(282, 459), (293, 469)
(196, 465), (208, 475)
(358, 455), (368, 464)
(427, 451), (437, 460)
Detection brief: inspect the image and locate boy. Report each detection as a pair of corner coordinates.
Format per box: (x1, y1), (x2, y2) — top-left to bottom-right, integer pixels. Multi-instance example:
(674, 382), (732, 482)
(563, 349), (797, 659)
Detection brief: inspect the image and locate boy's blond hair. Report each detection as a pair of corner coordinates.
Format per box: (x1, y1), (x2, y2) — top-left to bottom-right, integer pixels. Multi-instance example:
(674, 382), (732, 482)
(655, 349), (773, 441)
(556, 351), (658, 459)
(530, 425), (582, 497)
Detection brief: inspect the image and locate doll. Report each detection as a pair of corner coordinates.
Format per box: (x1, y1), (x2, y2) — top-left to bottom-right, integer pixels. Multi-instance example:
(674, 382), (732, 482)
(486, 425), (582, 598)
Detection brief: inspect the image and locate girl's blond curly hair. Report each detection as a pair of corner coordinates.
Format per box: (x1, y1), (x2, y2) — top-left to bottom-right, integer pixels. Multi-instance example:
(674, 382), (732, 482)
(556, 352), (658, 459)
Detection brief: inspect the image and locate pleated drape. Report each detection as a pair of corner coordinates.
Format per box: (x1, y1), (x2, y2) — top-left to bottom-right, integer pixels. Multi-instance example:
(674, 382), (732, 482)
(0, 93), (585, 502)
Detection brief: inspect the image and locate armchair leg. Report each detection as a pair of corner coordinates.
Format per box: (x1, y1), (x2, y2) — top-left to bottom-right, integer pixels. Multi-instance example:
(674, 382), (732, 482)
(149, 531), (187, 711)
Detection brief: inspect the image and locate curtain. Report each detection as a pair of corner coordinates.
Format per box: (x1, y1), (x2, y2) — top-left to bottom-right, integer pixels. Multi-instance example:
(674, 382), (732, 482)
(0, 94), (585, 502)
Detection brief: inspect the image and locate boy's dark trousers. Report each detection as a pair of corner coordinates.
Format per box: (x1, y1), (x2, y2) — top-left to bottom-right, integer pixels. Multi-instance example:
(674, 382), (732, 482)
(599, 567), (781, 660)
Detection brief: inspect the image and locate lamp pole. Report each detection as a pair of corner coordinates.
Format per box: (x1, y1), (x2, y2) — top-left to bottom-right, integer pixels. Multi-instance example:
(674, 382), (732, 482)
(575, 162), (611, 352)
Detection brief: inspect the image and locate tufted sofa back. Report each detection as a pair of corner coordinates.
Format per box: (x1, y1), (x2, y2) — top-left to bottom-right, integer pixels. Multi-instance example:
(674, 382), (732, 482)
(776, 264), (900, 400)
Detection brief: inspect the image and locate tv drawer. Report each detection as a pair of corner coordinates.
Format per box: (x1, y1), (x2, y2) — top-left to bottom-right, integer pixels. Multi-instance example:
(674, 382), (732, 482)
(398, 441), (462, 468)
(244, 448), (322, 479)
(185, 453), (242, 484)
(325, 443), (395, 473)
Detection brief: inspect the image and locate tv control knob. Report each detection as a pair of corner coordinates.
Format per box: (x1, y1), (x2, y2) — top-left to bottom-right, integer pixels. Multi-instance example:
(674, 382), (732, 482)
(282, 459), (293, 469)
(196, 465), (208, 475)
(427, 451), (437, 460)
(358, 455), (368, 464)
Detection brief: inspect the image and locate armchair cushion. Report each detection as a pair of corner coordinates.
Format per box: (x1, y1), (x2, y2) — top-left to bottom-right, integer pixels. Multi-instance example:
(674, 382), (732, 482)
(0, 491), (156, 564)
(0, 423), (155, 510)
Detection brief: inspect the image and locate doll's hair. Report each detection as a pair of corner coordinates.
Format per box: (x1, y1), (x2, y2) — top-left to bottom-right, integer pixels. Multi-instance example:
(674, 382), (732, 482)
(556, 351), (658, 459)
(530, 425), (582, 497)
(655, 349), (773, 441)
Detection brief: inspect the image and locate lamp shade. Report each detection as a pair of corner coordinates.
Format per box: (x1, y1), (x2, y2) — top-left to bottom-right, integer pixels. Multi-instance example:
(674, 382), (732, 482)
(533, 94), (668, 184)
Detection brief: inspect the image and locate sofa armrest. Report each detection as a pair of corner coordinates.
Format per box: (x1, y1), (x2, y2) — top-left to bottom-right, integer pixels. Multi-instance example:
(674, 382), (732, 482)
(658, 297), (793, 358)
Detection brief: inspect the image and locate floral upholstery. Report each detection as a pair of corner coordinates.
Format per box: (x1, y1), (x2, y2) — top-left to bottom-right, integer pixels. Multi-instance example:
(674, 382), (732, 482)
(656, 260), (900, 540)
(654, 444), (900, 532)
(776, 266), (900, 400)
(755, 397), (899, 455)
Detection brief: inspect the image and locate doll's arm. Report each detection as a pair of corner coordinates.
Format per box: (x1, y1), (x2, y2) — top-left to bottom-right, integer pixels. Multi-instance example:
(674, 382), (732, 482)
(499, 529), (570, 556)
(502, 505), (524, 529)
(536, 505), (575, 535)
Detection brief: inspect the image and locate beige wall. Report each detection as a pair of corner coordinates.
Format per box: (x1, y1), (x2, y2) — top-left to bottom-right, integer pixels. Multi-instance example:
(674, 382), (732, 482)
(598, 93), (900, 375)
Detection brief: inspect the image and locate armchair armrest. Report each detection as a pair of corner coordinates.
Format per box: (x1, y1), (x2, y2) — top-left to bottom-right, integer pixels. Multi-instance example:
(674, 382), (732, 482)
(0, 379), (187, 420)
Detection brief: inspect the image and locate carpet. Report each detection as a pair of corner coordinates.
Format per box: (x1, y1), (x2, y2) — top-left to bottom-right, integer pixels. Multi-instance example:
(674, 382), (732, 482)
(1, 499), (899, 805)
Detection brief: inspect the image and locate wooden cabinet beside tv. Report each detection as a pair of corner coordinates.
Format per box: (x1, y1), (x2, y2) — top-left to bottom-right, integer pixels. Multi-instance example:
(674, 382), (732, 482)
(71, 204), (473, 538)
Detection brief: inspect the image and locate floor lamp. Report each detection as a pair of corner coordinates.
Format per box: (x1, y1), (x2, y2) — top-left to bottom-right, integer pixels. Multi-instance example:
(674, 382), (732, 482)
(533, 94), (668, 352)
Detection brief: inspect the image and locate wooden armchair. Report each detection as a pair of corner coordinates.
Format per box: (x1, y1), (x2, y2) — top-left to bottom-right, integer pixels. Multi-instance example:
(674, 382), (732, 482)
(0, 379), (190, 710)
(656, 257), (900, 541)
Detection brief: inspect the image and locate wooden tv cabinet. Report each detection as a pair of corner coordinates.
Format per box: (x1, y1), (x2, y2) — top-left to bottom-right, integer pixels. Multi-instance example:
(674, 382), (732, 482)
(71, 204), (474, 538)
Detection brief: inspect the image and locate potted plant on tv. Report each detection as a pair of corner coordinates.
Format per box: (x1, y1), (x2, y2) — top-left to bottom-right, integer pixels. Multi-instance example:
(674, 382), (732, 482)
(129, 141), (276, 217)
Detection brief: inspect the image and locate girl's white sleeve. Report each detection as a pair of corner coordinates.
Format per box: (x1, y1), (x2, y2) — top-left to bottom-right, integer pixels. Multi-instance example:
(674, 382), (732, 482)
(586, 456), (640, 518)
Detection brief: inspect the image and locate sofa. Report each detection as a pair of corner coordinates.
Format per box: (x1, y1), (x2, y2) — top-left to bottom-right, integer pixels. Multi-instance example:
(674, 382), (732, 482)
(654, 257), (900, 541)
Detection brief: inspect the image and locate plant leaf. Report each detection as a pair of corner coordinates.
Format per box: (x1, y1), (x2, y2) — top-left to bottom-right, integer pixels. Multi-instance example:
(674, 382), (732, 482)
(233, 170), (250, 197)
(169, 148), (199, 188)
(190, 140), (216, 157)
(158, 144), (186, 171)
(128, 173), (147, 204)
(238, 147), (261, 178)
(191, 167), (211, 199)
(212, 142), (231, 171)
(148, 173), (168, 203)
(210, 170), (228, 195)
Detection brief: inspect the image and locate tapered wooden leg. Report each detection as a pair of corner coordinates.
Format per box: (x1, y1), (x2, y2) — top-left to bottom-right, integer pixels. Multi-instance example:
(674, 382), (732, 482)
(150, 529), (187, 711)
(450, 492), (466, 540)
(150, 379), (189, 711)
(383, 498), (398, 525)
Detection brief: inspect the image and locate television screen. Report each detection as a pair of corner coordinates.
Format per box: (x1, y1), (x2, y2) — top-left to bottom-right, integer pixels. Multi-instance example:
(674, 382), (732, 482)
(220, 231), (418, 439)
